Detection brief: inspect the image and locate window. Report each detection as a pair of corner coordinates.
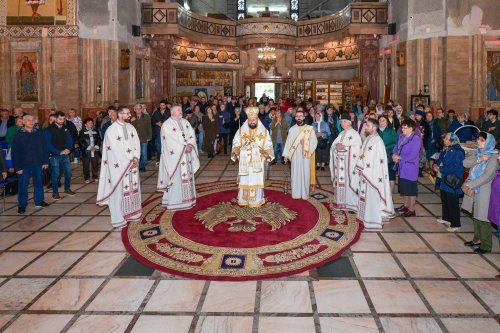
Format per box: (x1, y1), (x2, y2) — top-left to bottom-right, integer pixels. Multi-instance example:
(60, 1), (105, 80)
(237, 0), (246, 20)
(290, 0), (299, 21)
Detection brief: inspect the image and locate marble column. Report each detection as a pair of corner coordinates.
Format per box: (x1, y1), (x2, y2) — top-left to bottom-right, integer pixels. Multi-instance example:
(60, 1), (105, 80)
(430, 37), (444, 108)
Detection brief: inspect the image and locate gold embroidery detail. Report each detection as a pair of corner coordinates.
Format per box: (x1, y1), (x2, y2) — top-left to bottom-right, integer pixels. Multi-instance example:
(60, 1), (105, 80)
(195, 199), (297, 233)
(156, 243), (205, 263)
(262, 244), (321, 263)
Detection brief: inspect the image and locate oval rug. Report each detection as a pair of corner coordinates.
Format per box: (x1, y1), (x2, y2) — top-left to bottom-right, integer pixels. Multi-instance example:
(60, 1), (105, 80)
(122, 180), (363, 281)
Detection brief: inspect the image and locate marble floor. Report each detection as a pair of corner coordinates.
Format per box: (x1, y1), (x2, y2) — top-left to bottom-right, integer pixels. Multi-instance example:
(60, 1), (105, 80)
(0, 154), (498, 333)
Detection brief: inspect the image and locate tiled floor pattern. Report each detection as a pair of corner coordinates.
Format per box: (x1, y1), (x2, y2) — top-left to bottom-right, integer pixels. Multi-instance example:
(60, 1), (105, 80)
(0, 154), (498, 333)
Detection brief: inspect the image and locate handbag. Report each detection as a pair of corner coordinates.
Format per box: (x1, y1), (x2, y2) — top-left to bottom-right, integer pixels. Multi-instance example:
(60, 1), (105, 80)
(215, 137), (224, 153)
(444, 174), (463, 189)
(317, 137), (328, 149)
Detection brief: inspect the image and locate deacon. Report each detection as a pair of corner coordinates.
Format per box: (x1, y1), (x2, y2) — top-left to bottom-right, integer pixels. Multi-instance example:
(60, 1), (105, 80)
(282, 109), (318, 199)
(157, 105), (200, 210)
(355, 119), (395, 230)
(97, 106), (142, 229)
(330, 113), (362, 211)
(231, 106), (274, 207)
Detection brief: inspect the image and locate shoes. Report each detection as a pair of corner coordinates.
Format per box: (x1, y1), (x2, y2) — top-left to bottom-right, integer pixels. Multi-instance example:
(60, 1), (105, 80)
(401, 210), (416, 217)
(52, 193), (61, 200)
(321, 167), (325, 171)
(474, 248), (490, 254)
(155, 162), (160, 167)
(65, 189), (76, 196)
(446, 227), (461, 232)
(35, 201), (49, 208)
(464, 240), (481, 247)
(281, 160), (286, 165)
(436, 219), (451, 227)
(315, 166), (320, 170)
(139, 168), (146, 172)
(85, 179), (90, 184)
(94, 178), (99, 183)
(18, 207), (26, 214)
(395, 204), (408, 212)
(73, 158), (78, 164)
(271, 161), (277, 165)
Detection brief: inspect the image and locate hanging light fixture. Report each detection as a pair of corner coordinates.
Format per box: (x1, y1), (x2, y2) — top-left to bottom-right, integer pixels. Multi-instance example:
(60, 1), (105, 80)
(257, 40), (276, 71)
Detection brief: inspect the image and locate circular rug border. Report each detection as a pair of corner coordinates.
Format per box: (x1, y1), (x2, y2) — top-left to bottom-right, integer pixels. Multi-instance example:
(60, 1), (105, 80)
(121, 181), (364, 281)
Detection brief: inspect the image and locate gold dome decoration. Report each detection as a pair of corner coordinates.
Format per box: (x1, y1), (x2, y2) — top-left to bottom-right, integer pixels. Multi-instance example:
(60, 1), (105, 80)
(197, 49), (207, 62)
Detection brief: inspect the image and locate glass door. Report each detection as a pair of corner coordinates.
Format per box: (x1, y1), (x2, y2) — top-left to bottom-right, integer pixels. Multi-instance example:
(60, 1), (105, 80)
(316, 81), (329, 105)
(304, 81), (313, 101)
(329, 81), (343, 110)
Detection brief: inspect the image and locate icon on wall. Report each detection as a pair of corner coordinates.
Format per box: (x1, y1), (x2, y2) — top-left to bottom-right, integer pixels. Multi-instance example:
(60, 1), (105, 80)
(15, 52), (39, 102)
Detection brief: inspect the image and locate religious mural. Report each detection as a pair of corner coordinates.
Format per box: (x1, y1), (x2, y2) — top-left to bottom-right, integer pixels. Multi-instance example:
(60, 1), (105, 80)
(7, 0), (67, 25)
(487, 51), (500, 101)
(15, 51), (38, 102)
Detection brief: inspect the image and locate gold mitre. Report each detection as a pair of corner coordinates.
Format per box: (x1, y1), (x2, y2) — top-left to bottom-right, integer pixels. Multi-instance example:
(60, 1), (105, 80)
(246, 107), (259, 120)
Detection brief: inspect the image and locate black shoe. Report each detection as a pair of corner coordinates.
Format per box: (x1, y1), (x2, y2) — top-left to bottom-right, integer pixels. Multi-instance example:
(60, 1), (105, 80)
(271, 161), (277, 165)
(18, 207), (26, 214)
(35, 201), (49, 208)
(464, 240), (481, 247)
(281, 160), (286, 165)
(474, 248), (490, 254)
(315, 166), (320, 170)
(321, 167), (325, 171)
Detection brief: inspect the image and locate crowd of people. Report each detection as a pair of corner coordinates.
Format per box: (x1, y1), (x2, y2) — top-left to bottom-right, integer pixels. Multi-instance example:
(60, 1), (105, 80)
(1, 93), (499, 253)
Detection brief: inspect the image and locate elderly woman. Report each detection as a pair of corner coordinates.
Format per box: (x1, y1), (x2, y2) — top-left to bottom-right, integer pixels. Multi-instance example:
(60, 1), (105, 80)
(433, 133), (465, 232)
(393, 119), (422, 217)
(313, 112), (331, 170)
(270, 110), (288, 165)
(424, 111), (442, 168)
(462, 132), (499, 253)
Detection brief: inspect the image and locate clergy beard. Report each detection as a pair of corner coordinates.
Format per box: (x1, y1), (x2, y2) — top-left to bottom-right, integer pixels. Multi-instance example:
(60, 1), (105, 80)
(249, 123), (258, 129)
(296, 120), (305, 126)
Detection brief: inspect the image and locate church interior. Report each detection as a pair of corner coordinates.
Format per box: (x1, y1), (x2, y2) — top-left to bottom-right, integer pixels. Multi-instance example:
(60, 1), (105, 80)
(0, 0), (499, 332)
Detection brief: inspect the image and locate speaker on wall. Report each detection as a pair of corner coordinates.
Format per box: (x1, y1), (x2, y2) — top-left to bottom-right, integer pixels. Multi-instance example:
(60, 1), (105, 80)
(388, 22), (396, 35)
(132, 25), (141, 37)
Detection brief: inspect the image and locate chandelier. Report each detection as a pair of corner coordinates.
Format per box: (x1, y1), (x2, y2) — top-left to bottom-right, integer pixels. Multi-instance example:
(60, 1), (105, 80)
(257, 41), (276, 71)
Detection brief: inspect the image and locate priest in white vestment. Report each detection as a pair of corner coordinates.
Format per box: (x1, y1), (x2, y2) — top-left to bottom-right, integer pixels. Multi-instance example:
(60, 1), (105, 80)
(231, 107), (274, 207)
(97, 107), (142, 229)
(355, 118), (395, 230)
(330, 113), (362, 211)
(157, 105), (200, 210)
(283, 109), (318, 199)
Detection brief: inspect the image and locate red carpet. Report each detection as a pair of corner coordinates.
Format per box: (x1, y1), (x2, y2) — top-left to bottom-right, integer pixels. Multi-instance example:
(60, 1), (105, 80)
(122, 180), (363, 281)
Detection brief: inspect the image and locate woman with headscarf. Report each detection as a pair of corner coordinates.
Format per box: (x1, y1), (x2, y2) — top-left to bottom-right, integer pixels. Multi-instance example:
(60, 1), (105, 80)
(433, 133), (465, 232)
(313, 112), (331, 170)
(462, 132), (499, 253)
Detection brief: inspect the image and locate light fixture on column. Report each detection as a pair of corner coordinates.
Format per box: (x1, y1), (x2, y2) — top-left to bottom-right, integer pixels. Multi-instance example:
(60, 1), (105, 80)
(257, 40), (276, 71)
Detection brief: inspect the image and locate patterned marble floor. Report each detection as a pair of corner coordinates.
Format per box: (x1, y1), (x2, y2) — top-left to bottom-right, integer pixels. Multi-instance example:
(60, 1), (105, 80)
(0, 154), (498, 333)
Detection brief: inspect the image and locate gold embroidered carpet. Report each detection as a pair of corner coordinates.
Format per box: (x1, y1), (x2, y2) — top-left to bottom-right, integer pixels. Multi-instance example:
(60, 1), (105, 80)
(122, 180), (363, 281)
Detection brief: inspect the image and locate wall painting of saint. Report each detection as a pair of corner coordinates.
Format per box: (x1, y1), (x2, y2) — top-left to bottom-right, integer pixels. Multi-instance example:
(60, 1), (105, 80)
(487, 51), (500, 102)
(7, 0), (68, 25)
(15, 52), (39, 102)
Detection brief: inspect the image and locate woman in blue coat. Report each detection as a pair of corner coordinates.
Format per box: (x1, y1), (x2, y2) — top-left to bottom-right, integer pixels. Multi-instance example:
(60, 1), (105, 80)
(433, 133), (465, 232)
(423, 112), (442, 169)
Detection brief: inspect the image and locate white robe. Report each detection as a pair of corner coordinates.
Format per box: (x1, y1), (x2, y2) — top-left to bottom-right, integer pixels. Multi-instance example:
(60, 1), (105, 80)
(157, 117), (200, 210)
(282, 124), (318, 199)
(231, 120), (274, 207)
(97, 121), (142, 228)
(355, 134), (395, 230)
(330, 127), (362, 211)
